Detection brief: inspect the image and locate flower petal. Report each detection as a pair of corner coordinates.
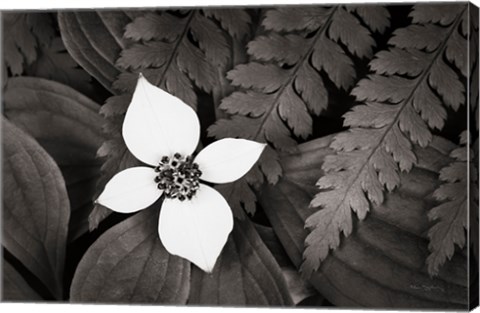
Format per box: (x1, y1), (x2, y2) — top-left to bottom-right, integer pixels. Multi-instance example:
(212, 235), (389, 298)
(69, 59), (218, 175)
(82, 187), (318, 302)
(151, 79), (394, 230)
(158, 184), (233, 272)
(194, 138), (266, 184)
(122, 74), (200, 165)
(96, 167), (162, 213)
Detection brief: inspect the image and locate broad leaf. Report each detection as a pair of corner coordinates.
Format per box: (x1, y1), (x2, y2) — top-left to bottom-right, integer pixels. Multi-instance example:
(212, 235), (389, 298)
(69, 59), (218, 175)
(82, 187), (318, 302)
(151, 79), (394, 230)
(304, 4), (470, 275)
(188, 219), (293, 306)
(70, 207), (190, 303)
(58, 11), (139, 93)
(258, 134), (468, 308)
(3, 77), (105, 242)
(255, 224), (317, 305)
(2, 260), (43, 301)
(3, 118), (70, 299)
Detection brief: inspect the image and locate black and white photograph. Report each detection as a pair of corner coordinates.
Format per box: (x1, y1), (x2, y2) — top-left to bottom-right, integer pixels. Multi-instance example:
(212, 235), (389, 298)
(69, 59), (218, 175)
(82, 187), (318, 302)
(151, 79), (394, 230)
(1, 1), (479, 310)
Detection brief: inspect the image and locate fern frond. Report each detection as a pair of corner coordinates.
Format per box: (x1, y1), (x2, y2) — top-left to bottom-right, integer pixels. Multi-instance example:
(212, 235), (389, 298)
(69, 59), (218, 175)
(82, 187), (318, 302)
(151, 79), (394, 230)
(3, 13), (55, 76)
(210, 5), (389, 178)
(115, 10), (233, 106)
(208, 5), (389, 218)
(203, 9), (252, 39)
(100, 8), (245, 121)
(346, 5), (390, 33)
(302, 4), (469, 276)
(426, 131), (475, 276)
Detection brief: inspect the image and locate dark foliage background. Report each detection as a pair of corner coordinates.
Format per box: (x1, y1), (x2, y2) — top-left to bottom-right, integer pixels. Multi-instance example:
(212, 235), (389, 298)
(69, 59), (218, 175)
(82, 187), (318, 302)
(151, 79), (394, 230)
(1, 3), (478, 309)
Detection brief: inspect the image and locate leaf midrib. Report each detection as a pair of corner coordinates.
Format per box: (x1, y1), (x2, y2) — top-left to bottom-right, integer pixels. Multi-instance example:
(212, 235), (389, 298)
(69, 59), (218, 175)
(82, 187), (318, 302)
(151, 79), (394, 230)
(326, 8), (467, 220)
(251, 6), (340, 142)
(155, 11), (195, 87)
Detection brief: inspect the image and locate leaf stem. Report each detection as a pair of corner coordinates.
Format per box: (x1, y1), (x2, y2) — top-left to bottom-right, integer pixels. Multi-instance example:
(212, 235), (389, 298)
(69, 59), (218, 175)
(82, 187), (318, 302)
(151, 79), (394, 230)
(154, 11), (195, 87)
(251, 6), (340, 142)
(212, 37), (248, 120)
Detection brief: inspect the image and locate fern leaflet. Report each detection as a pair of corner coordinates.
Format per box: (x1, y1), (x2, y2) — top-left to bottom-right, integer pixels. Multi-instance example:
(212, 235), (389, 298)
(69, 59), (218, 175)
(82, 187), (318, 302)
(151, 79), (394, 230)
(426, 131), (476, 275)
(209, 6), (389, 216)
(3, 13), (56, 76)
(302, 4), (469, 276)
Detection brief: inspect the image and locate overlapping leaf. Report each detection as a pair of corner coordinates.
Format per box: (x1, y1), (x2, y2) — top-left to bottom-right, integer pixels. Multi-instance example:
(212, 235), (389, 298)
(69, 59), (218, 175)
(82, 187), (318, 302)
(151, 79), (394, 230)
(209, 6), (389, 216)
(3, 118), (70, 299)
(303, 4), (470, 276)
(188, 219), (293, 306)
(58, 11), (140, 93)
(426, 131), (475, 275)
(70, 207), (190, 303)
(254, 224), (317, 305)
(3, 77), (105, 242)
(2, 260), (43, 301)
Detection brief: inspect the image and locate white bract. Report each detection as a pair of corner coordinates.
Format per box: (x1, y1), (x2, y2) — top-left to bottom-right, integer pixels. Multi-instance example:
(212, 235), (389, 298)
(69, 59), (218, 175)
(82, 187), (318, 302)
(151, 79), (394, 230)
(96, 74), (266, 273)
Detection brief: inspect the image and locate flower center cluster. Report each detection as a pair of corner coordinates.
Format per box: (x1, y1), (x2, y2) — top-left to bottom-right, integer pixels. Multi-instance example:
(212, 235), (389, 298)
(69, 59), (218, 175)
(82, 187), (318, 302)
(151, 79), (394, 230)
(154, 153), (202, 201)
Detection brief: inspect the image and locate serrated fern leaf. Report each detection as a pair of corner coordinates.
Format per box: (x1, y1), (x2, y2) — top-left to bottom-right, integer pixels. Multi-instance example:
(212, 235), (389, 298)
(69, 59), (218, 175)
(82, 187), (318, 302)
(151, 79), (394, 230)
(115, 10), (232, 105)
(215, 144), (282, 220)
(208, 5), (388, 219)
(210, 6), (389, 182)
(203, 9), (252, 39)
(426, 131), (475, 276)
(3, 13), (55, 75)
(302, 4), (470, 276)
(101, 8), (240, 120)
(215, 170), (259, 219)
(346, 5), (390, 33)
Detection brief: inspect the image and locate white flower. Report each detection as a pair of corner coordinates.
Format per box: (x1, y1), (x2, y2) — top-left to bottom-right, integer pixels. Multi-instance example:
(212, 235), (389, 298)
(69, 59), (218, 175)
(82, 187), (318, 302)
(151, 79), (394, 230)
(96, 74), (266, 273)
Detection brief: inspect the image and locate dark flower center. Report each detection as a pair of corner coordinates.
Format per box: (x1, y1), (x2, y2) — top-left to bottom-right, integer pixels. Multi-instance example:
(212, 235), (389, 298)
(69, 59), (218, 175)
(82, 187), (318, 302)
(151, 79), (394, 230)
(154, 153), (202, 201)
